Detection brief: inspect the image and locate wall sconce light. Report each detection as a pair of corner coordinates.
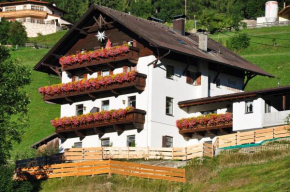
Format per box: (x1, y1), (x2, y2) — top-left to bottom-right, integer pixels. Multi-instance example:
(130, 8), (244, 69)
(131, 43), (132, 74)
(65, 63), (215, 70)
(83, 106), (87, 111)
(122, 100), (126, 105)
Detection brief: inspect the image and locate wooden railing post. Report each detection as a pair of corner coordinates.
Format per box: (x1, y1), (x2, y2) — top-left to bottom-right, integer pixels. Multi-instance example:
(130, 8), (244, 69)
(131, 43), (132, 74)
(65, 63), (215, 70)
(147, 146), (149, 160)
(185, 147), (187, 160)
(108, 159), (112, 178)
(82, 148), (84, 161)
(127, 147), (129, 160)
(102, 147), (104, 160)
(172, 147), (174, 160)
(235, 134), (238, 146)
(273, 127), (276, 138)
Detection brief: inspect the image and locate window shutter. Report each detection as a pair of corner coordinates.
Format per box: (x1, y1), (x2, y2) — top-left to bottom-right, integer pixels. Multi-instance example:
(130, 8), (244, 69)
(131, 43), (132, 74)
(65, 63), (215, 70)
(72, 76), (76, 82)
(186, 71), (191, 84)
(97, 71), (101, 77)
(84, 74), (88, 79)
(162, 136), (166, 147)
(123, 66), (128, 73)
(109, 70), (113, 75)
(196, 72), (202, 85)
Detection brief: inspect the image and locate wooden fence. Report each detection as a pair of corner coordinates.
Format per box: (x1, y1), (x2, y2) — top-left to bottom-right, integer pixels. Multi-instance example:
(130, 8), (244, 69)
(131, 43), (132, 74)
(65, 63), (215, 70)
(16, 160), (186, 183)
(214, 125), (290, 149)
(64, 143), (213, 161)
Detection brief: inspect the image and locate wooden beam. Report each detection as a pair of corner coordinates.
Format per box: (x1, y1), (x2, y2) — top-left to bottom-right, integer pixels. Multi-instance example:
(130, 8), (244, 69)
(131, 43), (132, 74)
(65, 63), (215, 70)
(283, 94), (286, 110)
(94, 128), (104, 134)
(219, 128), (230, 134)
(49, 67), (62, 80)
(111, 89), (120, 97)
(133, 122), (144, 130)
(85, 66), (94, 74)
(65, 97), (74, 105)
(75, 28), (88, 35)
(107, 63), (116, 69)
(57, 133), (66, 139)
(113, 124), (124, 134)
(243, 72), (257, 90)
(75, 130), (85, 138)
(52, 53), (62, 59)
(88, 93), (97, 100)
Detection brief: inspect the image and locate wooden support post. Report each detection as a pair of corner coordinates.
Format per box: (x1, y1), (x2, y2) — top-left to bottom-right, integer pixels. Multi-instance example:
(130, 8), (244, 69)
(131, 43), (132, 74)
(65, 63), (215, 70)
(235, 134), (238, 146)
(254, 131), (256, 143)
(283, 94), (286, 111)
(102, 147), (104, 160)
(82, 148), (85, 161)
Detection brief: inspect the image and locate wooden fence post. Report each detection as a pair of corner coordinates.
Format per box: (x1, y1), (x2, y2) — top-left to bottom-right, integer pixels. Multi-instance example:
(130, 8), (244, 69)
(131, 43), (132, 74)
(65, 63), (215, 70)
(273, 127), (276, 138)
(108, 159), (112, 178)
(185, 147), (187, 161)
(147, 146), (149, 160)
(254, 131), (256, 143)
(235, 134), (238, 146)
(127, 147), (129, 160)
(82, 148), (84, 161)
(102, 147), (104, 160)
(172, 147), (174, 160)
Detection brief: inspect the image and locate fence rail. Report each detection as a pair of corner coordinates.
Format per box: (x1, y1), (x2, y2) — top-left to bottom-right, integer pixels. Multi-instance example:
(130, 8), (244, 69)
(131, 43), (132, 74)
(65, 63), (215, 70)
(64, 143), (212, 161)
(16, 160), (186, 183)
(214, 125), (290, 149)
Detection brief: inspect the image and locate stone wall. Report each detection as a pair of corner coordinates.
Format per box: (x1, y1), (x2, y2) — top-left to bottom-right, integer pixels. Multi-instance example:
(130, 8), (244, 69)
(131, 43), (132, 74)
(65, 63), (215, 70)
(23, 22), (62, 37)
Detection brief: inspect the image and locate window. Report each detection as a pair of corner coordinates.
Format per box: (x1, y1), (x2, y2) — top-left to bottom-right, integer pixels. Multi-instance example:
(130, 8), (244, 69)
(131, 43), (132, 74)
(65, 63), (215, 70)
(265, 100), (271, 113)
(102, 69), (110, 76)
(76, 104), (84, 116)
(101, 138), (110, 147)
(162, 136), (173, 148)
(202, 110), (217, 116)
(90, 107), (100, 113)
(186, 71), (201, 86)
(128, 96), (136, 108)
(216, 79), (221, 88)
(166, 97), (173, 116)
(127, 135), (135, 147)
(166, 65), (174, 79)
(74, 142), (82, 148)
(246, 101), (253, 114)
(102, 100), (109, 111)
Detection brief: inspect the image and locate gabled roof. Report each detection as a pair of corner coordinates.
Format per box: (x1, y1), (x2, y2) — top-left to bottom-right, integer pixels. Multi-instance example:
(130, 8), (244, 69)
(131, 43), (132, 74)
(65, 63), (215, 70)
(0, 0), (67, 14)
(279, 5), (290, 16)
(34, 4), (273, 77)
(178, 85), (290, 107)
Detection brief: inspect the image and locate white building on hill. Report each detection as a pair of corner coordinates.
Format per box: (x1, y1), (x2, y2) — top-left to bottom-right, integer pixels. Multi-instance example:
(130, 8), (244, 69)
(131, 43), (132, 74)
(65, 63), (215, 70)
(0, 0), (71, 37)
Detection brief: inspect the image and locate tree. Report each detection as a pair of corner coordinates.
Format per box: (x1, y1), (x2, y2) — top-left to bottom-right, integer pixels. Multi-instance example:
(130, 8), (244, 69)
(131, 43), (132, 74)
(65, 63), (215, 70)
(226, 33), (250, 52)
(130, 0), (153, 19)
(8, 21), (27, 46)
(0, 19), (11, 45)
(0, 46), (31, 165)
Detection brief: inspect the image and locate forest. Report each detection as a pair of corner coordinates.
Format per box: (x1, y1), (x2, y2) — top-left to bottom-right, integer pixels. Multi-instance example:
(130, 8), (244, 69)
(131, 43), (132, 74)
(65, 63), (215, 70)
(1, 0), (290, 32)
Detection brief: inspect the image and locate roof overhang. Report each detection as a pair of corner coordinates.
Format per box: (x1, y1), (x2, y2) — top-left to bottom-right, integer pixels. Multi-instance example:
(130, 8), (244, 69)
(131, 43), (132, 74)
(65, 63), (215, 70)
(279, 6), (290, 16)
(178, 85), (290, 108)
(30, 133), (58, 149)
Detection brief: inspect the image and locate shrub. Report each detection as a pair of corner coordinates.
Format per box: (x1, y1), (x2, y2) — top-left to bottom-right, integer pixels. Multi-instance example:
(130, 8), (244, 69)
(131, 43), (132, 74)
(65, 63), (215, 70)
(0, 165), (33, 192)
(226, 33), (250, 52)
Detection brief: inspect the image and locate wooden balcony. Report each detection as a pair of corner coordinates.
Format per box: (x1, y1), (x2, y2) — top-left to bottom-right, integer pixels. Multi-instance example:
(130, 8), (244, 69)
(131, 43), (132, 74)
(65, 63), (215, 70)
(43, 73), (146, 104)
(56, 109), (146, 138)
(0, 10), (47, 19)
(62, 47), (140, 75)
(179, 123), (233, 137)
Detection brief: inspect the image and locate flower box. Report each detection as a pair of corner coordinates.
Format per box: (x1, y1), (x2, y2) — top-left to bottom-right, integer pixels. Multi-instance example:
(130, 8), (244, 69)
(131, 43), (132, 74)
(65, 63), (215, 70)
(39, 72), (147, 104)
(53, 108), (146, 135)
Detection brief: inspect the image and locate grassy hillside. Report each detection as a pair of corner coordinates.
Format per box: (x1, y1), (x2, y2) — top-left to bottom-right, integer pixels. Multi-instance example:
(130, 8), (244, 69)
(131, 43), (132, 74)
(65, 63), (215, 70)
(10, 31), (67, 159)
(28, 30), (68, 46)
(210, 26), (290, 91)
(38, 149), (290, 192)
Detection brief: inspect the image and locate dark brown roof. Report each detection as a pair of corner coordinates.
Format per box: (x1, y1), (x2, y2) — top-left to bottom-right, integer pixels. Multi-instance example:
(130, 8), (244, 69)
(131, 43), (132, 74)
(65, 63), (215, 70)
(279, 5), (290, 16)
(30, 133), (58, 149)
(34, 4), (273, 77)
(0, 0), (67, 14)
(179, 85), (290, 107)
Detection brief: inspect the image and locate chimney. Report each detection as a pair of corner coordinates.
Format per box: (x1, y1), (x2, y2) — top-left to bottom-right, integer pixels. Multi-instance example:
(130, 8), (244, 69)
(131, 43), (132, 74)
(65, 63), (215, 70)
(173, 15), (186, 36)
(198, 34), (208, 52)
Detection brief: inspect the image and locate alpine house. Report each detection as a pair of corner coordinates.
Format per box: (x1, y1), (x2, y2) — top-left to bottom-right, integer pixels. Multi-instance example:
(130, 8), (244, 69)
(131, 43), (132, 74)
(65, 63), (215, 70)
(35, 5), (287, 151)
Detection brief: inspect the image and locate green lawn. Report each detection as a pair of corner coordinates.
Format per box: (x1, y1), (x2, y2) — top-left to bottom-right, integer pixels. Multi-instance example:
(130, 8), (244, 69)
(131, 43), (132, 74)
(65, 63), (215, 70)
(37, 150), (290, 192)
(28, 30), (68, 46)
(210, 25), (290, 91)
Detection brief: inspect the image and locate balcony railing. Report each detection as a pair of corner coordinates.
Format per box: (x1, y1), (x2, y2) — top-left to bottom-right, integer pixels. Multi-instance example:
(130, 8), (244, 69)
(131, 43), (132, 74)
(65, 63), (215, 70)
(0, 10), (47, 19)
(53, 108), (146, 137)
(39, 72), (146, 104)
(59, 45), (140, 74)
(176, 113), (233, 136)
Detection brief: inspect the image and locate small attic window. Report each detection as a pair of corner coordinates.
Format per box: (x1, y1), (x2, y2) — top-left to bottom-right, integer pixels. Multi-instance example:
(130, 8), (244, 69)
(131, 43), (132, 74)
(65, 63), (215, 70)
(177, 39), (187, 45)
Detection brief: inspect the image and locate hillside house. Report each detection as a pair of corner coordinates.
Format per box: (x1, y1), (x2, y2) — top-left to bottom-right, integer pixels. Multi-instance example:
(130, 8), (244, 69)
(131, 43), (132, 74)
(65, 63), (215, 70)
(0, 0), (71, 37)
(34, 5), (288, 151)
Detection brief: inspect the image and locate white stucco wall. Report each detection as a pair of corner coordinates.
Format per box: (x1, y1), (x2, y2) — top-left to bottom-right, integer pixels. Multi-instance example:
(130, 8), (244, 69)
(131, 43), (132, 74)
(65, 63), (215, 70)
(23, 22), (61, 37)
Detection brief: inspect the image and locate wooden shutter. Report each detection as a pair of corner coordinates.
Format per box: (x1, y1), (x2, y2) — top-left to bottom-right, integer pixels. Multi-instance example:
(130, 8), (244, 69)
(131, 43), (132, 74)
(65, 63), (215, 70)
(196, 72), (202, 86)
(84, 73), (88, 79)
(123, 66), (128, 73)
(109, 70), (113, 75)
(162, 136), (167, 147)
(97, 71), (101, 77)
(72, 76), (76, 82)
